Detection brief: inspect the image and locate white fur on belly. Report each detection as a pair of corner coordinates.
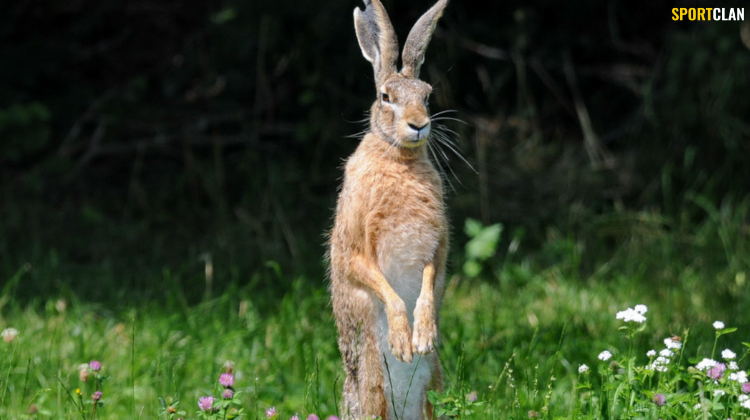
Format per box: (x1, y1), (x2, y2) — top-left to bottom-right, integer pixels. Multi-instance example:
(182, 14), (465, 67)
(376, 263), (431, 420)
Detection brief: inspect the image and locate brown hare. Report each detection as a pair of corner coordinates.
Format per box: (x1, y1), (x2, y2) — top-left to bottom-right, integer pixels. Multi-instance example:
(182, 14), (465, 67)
(328, 0), (450, 419)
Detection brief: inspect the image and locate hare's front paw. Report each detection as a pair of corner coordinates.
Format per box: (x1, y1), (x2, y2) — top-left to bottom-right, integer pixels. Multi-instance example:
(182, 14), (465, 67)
(412, 298), (437, 355)
(388, 312), (413, 363)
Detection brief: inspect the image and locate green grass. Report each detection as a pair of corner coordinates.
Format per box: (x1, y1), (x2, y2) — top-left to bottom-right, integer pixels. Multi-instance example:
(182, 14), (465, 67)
(1, 278), (748, 419)
(1, 202), (749, 419)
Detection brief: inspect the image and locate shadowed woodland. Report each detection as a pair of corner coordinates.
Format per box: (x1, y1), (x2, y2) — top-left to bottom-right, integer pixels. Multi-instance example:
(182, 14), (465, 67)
(2, 0), (750, 308)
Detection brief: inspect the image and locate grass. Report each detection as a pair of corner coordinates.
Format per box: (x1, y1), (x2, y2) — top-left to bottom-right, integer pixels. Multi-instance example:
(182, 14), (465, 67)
(2, 280), (748, 419)
(1, 199), (749, 419)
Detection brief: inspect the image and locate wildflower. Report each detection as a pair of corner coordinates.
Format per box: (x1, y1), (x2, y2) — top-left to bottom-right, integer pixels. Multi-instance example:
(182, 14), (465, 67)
(659, 349), (673, 358)
(713, 321), (725, 330)
(693, 403), (702, 410)
(222, 388), (234, 399)
(647, 350), (656, 357)
(707, 363), (727, 380)
(75, 388), (82, 396)
(714, 390), (725, 397)
(722, 349), (737, 360)
(223, 360), (235, 373)
(578, 364), (589, 373)
(664, 337), (682, 350)
(743, 399), (750, 409)
(616, 308), (646, 323)
(79, 364), (90, 382)
(198, 396), (215, 412)
(528, 410), (539, 418)
(653, 393), (666, 406)
(219, 373), (234, 388)
(651, 356), (670, 372)
(2, 328), (19, 343)
(266, 407), (279, 419)
(730, 362), (739, 370)
(291, 414), (301, 420)
(466, 390), (478, 402)
(743, 382), (750, 394)
(92, 391), (102, 401)
(56, 299), (67, 313)
(90, 361), (102, 372)
(598, 351), (612, 361)
(730, 371), (748, 383)
(325, 416), (340, 420)
(741, 395), (749, 402)
(634, 304), (648, 314)
(306, 415), (320, 420)
(696, 358), (718, 371)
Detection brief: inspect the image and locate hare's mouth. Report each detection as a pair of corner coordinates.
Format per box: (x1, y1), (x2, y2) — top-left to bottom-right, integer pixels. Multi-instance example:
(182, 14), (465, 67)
(401, 136), (429, 149)
(402, 122), (431, 146)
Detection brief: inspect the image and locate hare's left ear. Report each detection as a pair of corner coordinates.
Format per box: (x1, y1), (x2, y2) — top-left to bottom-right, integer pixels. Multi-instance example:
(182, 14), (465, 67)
(401, 0), (448, 79)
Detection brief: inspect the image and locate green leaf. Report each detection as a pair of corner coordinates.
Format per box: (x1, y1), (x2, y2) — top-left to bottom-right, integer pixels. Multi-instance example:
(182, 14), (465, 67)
(464, 218), (483, 237)
(465, 223), (502, 261)
(463, 260), (482, 278)
(717, 327), (737, 335)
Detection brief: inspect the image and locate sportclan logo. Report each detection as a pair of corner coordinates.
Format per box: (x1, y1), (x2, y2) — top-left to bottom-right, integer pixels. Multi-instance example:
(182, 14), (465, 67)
(672, 8), (744, 21)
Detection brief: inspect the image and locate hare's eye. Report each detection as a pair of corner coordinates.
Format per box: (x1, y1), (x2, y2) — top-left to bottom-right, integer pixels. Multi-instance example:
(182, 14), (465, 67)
(381, 93), (391, 103)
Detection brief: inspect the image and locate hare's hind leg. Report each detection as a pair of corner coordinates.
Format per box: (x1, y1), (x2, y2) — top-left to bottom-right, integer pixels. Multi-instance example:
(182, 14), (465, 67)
(358, 321), (387, 419)
(335, 290), (387, 420)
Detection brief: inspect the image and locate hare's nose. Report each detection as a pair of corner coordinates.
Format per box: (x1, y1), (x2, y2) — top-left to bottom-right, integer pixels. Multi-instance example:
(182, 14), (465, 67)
(408, 122), (429, 132)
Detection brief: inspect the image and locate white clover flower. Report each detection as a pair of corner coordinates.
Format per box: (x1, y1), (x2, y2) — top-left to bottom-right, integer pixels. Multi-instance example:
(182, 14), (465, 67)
(743, 399), (750, 410)
(647, 350), (656, 357)
(616, 308), (647, 323)
(650, 356), (670, 372)
(1, 328), (19, 343)
(651, 364), (668, 373)
(693, 403), (702, 410)
(713, 321), (725, 330)
(578, 364), (589, 373)
(598, 350), (612, 361)
(740, 394), (749, 402)
(729, 371), (748, 383)
(659, 349), (673, 358)
(696, 358), (718, 371)
(729, 361), (739, 370)
(634, 304), (648, 314)
(663, 337), (682, 350)
(713, 389), (725, 397)
(721, 349), (736, 360)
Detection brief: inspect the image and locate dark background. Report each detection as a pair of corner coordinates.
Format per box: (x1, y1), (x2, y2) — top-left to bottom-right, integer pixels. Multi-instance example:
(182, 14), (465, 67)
(1, 0), (749, 306)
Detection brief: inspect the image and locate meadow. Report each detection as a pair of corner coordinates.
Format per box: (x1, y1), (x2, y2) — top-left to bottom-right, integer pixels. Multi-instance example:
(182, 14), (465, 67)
(2, 198), (749, 420)
(2, 1), (749, 418)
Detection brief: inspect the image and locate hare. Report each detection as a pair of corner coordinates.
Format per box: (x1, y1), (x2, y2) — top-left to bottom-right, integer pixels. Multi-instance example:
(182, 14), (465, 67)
(328, 0), (450, 419)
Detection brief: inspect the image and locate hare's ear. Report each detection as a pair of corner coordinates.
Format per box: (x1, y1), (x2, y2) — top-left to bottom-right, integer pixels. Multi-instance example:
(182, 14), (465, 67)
(401, 0), (448, 79)
(354, 0), (399, 88)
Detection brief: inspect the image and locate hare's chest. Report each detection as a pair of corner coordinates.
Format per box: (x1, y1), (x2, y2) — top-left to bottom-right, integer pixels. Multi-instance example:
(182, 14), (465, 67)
(375, 173), (442, 244)
(372, 177), (444, 287)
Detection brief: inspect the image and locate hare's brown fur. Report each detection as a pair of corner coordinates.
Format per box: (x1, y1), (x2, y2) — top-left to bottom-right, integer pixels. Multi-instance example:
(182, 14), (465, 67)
(328, 1), (450, 419)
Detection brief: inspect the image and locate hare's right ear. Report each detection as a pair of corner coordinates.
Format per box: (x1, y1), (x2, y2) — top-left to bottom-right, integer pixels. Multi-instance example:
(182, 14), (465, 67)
(354, 0), (398, 88)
